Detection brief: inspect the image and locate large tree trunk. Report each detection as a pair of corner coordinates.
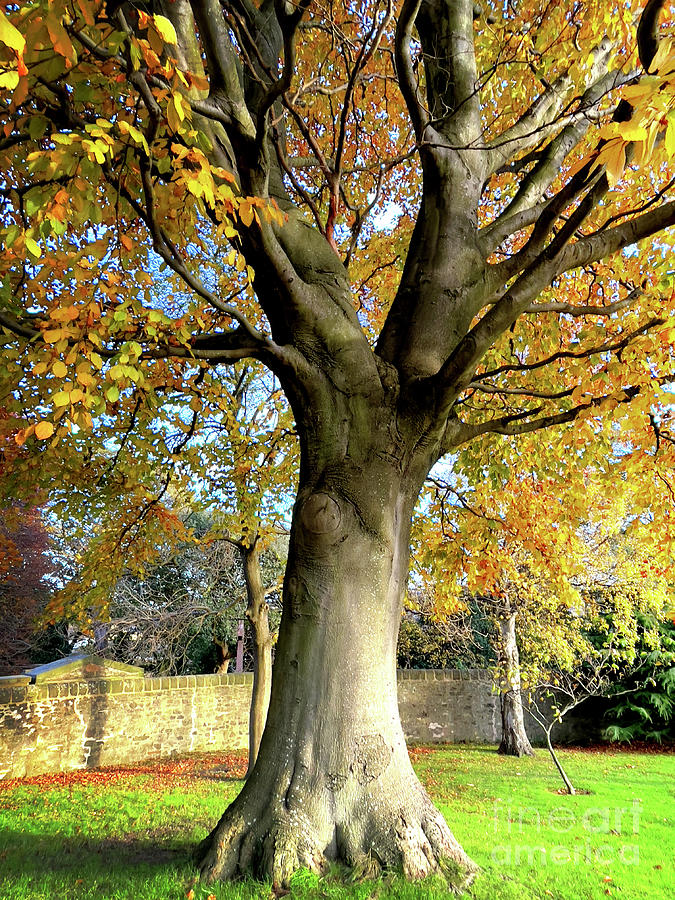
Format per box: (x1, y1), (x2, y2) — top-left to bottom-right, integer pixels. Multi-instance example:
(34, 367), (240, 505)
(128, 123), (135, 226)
(497, 611), (534, 757)
(198, 433), (476, 886)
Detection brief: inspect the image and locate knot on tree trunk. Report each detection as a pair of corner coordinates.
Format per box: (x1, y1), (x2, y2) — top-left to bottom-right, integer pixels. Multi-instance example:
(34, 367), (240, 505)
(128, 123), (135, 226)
(300, 491), (342, 534)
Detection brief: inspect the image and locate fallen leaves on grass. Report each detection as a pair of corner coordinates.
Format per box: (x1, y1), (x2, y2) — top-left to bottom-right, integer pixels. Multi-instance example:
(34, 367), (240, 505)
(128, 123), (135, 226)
(0, 752), (248, 792)
(408, 747), (434, 763)
(566, 742), (675, 755)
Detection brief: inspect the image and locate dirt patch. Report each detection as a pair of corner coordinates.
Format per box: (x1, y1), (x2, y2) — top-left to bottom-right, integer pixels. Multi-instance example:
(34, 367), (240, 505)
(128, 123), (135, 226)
(551, 787), (593, 795)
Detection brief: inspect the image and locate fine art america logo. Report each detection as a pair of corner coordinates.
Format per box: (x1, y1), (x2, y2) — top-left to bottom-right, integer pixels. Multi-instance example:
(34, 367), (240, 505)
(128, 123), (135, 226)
(491, 799), (641, 866)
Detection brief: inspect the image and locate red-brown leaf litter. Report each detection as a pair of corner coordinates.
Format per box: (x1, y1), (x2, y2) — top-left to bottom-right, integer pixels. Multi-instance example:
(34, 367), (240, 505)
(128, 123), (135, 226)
(0, 751), (248, 792)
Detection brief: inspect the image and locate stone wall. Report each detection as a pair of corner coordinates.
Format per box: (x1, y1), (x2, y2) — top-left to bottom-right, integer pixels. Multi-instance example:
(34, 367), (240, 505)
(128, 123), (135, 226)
(0, 672), (252, 780)
(397, 668), (501, 744)
(396, 668), (604, 746)
(0, 666), (602, 781)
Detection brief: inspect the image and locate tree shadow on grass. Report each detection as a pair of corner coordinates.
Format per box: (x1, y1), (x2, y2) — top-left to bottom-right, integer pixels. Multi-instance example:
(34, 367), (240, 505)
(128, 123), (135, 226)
(0, 828), (196, 876)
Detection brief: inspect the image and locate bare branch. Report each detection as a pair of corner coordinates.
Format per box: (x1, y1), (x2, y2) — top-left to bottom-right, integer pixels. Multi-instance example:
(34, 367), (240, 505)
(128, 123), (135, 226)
(556, 199), (675, 276)
(394, 0), (428, 141)
(476, 316), (663, 382)
(454, 384), (641, 445)
(523, 284), (642, 316)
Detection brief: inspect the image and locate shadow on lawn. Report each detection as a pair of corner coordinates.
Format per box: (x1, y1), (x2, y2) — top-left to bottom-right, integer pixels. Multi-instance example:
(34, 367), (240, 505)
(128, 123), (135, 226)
(0, 829), (195, 874)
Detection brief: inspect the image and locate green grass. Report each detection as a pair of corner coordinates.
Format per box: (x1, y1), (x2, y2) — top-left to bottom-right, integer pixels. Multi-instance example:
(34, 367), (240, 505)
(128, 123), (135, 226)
(0, 745), (673, 900)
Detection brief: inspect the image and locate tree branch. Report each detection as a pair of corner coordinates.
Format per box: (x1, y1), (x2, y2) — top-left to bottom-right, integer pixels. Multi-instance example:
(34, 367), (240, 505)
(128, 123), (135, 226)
(523, 283), (642, 316)
(556, 199), (675, 276)
(454, 384), (642, 445)
(394, 0), (428, 142)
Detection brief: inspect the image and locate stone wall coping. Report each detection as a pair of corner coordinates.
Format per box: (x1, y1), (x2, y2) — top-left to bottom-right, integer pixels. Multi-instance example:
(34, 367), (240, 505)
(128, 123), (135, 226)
(0, 675), (31, 687)
(0, 668), (501, 705)
(0, 669), (255, 703)
(0, 668), (506, 703)
(397, 668), (493, 681)
(24, 654), (144, 683)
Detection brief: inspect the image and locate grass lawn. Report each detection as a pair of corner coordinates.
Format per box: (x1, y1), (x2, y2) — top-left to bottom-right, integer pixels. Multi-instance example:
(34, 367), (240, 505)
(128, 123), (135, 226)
(0, 744), (672, 900)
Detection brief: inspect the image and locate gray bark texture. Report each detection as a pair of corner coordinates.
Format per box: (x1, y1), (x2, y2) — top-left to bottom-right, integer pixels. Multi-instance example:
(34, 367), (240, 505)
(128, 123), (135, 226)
(198, 393), (476, 883)
(497, 613), (534, 758)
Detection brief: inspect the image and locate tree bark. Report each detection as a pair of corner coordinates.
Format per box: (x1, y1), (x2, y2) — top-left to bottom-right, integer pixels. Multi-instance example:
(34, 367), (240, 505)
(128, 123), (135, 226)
(545, 729), (576, 795)
(213, 637), (234, 674)
(243, 542), (273, 777)
(198, 406), (477, 886)
(497, 612), (534, 757)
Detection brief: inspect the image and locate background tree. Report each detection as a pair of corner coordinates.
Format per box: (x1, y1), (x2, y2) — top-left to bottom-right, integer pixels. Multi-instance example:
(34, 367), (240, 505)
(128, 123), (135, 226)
(89, 524), (282, 677)
(42, 362), (295, 767)
(0, 501), (69, 674)
(416, 460), (675, 757)
(397, 593), (495, 671)
(603, 614), (675, 744)
(3, 0), (675, 886)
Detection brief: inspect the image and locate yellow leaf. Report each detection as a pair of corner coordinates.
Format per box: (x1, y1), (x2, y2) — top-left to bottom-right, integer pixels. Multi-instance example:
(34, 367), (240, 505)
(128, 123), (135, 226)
(153, 14), (177, 46)
(26, 237), (41, 258)
(665, 113), (675, 158)
(167, 97), (182, 133)
(0, 71), (19, 90)
(43, 328), (68, 343)
(50, 305), (79, 322)
(53, 391), (71, 407)
(35, 421), (54, 440)
(597, 138), (625, 188)
(239, 200), (254, 228)
(52, 360), (67, 378)
(650, 36), (674, 74)
(46, 14), (76, 64)
(0, 8), (25, 54)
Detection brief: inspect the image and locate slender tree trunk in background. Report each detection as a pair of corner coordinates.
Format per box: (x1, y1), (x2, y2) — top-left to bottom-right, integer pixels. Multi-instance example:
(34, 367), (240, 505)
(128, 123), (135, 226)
(498, 611), (534, 757)
(213, 637), (234, 674)
(545, 728), (576, 794)
(243, 542), (273, 777)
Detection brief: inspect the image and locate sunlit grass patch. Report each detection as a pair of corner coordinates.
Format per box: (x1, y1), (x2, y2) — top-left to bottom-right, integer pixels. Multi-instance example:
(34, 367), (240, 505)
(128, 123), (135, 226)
(0, 745), (673, 899)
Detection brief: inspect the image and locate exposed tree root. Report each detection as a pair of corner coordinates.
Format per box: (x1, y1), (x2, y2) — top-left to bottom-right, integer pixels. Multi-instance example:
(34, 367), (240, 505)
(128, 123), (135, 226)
(197, 774), (478, 888)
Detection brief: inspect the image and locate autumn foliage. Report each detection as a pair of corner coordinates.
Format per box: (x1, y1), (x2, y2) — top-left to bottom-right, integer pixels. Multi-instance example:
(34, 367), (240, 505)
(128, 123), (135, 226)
(4, 0), (675, 884)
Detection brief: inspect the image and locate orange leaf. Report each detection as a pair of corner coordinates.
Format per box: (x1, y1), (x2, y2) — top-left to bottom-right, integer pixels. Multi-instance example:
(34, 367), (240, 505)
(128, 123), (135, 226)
(35, 421), (54, 440)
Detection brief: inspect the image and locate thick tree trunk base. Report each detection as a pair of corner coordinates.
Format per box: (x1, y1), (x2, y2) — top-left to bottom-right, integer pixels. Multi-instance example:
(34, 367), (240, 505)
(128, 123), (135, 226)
(197, 758), (477, 888)
(498, 690), (534, 757)
(498, 725), (535, 757)
(196, 476), (479, 889)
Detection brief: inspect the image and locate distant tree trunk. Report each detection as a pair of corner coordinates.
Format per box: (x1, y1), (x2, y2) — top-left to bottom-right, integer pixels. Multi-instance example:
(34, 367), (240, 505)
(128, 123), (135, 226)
(93, 623), (108, 654)
(498, 610), (534, 757)
(544, 727), (575, 794)
(213, 637), (234, 674)
(243, 541), (273, 776)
